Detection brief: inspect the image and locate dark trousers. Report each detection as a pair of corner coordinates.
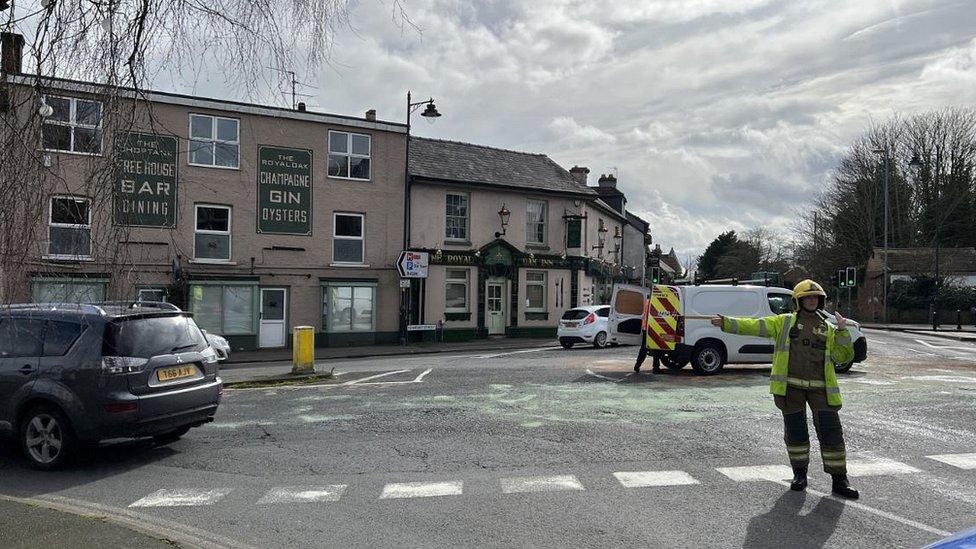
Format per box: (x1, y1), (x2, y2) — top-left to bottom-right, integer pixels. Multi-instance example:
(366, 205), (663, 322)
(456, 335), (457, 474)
(776, 387), (847, 475)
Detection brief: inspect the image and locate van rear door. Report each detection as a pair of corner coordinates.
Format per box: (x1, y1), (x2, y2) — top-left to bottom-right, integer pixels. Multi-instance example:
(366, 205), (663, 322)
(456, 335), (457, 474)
(609, 284), (647, 345)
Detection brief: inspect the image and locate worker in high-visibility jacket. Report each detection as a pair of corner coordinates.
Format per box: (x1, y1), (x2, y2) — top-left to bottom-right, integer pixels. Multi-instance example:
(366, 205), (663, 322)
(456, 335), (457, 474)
(711, 279), (859, 499)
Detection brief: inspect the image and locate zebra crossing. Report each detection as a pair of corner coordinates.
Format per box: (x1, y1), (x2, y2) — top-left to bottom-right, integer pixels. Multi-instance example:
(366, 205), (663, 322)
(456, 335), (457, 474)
(128, 453), (976, 508)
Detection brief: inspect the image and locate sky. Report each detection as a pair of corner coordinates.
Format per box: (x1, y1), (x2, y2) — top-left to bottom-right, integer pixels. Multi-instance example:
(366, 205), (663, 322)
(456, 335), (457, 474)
(18, 0), (976, 262)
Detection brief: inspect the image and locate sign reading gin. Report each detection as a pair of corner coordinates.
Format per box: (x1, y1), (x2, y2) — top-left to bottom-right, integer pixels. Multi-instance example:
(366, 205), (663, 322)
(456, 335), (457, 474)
(257, 146), (313, 235)
(114, 132), (178, 227)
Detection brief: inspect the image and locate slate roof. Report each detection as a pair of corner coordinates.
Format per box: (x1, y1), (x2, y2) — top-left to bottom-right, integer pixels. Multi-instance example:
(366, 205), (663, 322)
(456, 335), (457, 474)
(409, 137), (597, 196)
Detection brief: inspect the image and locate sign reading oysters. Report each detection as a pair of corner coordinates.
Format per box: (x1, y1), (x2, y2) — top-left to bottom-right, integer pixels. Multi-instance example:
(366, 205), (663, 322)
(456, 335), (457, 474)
(257, 146), (313, 235)
(114, 132), (178, 227)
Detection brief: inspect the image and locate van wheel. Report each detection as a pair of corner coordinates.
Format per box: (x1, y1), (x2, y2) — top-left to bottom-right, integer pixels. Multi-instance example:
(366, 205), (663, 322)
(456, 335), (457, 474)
(662, 354), (689, 371)
(20, 405), (75, 470)
(153, 425), (192, 446)
(593, 332), (608, 349)
(834, 361), (854, 374)
(691, 343), (725, 375)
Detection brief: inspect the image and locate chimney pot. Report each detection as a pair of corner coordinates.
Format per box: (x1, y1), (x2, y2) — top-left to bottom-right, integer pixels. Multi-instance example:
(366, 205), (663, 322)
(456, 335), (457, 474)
(1, 32), (25, 75)
(598, 173), (617, 188)
(569, 165), (589, 186)
(297, 102), (307, 112)
(365, 109), (376, 121)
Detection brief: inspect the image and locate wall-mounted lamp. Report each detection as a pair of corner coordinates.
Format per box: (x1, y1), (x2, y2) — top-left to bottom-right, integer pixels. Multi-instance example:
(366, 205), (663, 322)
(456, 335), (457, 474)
(494, 204), (511, 238)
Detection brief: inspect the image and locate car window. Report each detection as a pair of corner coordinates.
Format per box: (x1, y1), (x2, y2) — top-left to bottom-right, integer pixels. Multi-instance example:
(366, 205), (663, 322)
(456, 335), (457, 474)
(561, 309), (590, 320)
(767, 293), (793, 315)
(597, 307), (610, 318)
(43, 320), (86, 356)
(0, 318), (46, 358)
(102, 314), (207, 359)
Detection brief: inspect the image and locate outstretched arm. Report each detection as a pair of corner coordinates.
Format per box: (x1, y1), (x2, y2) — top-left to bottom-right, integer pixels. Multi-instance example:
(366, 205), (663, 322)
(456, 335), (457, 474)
(711, 314), (779, 340)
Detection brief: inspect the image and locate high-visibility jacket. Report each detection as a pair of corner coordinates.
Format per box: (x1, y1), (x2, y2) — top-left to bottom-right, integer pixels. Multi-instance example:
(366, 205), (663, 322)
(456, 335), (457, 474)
(721, 313), (854, 406)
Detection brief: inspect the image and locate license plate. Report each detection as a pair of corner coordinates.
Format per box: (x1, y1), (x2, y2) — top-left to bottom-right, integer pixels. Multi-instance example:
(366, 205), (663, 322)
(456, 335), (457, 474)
(564, 322), (578, 328)
(157, 365), (196, 382)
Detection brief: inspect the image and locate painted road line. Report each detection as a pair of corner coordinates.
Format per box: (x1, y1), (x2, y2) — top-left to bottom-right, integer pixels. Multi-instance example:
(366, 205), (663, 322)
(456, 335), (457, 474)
(914, 339), (976, 353)
(475, 347), (562, 359)
(926, 453), (976, 470)
(613, 470), (700, 488)
(379, 481), (463, 499)
(413, 368), (433, 382)
(129, 488), (233, 508)
(500, 475), (585, 494)
(342, 369), (412, 385)
(717, 465), (793, 482)
(907, 348), (939, 357)
(585, 369), (632, 382)
(768, 479), (951, 537)
(257, 486), (347, 504)
(847, 459), (920, 477)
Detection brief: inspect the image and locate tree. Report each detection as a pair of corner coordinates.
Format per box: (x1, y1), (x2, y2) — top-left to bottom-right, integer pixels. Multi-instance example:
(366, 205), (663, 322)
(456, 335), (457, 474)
(697, 231), (738, 280)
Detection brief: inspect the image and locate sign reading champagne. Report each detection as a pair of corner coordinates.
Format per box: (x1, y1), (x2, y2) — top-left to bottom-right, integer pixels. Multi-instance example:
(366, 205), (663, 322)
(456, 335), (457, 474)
(114, 132), (178, 227)
(257, 146), (313, 235)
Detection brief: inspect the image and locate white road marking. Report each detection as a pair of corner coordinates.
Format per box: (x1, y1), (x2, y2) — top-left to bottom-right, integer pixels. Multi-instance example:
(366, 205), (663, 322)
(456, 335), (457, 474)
(716, 465), (793, 482)
(473, 346), (562, 359)
(847, 459), (920, 477)
(907, 348), (939, 357)
(342, 369), (412, 385)
(926, 453), (976, 469)
(847, 378), (894, 385)
(257, 486), (346, 504)
(914, 339), (976, 353)
(413, 368), (434, 382)
(129, 488), (233, 508)
(903, 375), (976, 384)
(585, 369), (632, 382)
(769, 479), (950, 537)
(613, 470), (700, 488)
(379, 481), (463, 499)
(500, 475), (585, 494)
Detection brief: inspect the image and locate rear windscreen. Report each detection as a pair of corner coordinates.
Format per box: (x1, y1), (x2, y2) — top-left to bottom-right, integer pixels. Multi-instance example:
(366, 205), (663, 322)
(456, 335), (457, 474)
(561, 309), (591, 320)
(614, 290), (645, 316)
(102, 315), (207, 359)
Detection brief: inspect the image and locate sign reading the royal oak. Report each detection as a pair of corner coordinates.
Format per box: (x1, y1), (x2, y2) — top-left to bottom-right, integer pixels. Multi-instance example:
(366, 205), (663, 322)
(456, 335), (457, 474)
(114, 132), (178, 227)
(257, 146), (313, 235)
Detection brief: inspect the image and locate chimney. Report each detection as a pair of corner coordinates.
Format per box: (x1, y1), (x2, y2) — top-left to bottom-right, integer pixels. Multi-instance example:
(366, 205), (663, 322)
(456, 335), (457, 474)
(365, 109), (376, 121)
(598, 173), (617, 188)
(297, 102), (307, 112)
(569, 165), (589, 186)
(1, 32), (25, 75)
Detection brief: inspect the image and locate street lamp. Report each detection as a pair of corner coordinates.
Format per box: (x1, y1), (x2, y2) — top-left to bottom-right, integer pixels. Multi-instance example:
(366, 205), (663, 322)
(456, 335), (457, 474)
(612, 225), (622, 263)
(494, 204), (511, 238)
(872, 147), (890, 325)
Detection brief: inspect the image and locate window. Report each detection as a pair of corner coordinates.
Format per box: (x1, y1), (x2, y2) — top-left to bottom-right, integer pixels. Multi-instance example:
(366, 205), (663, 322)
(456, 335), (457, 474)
(194, 205), (231, 262)
(526, 200), (547, 245)
(597, 307), (611, 318)
(137, 288), (167, 302)
(43, 321), (86, 356)
(445, 269), (469, 312)
(328, 131), (371, 180)
(333, 213), (364, 264)
(42, 96), (102, 154)
(526, 271), (546, 311)
(322, 284), (376, 332)
(188, 284), (256, 335)
(566, 218), (582, 248)
(48, 197), (92, 258)
(445, 193), (469, 241)
(103, 315), (207, 358)
(31, 278), (106, 303)
(188, 114), (239, 168)
(0, 318), (45, 358)
(768, 293), (794, 314)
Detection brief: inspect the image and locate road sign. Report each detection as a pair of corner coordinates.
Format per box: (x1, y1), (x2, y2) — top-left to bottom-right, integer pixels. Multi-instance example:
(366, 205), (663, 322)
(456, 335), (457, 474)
(399, 279), (411, 288)
(397, 251), (429, 278)
(407, 324), (436, 331)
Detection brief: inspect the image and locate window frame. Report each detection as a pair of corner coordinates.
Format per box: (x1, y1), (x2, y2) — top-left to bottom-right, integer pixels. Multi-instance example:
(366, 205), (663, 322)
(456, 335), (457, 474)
(445, 192), (470, 242)
(525, 270), (547, 312)
(187, 282), (257, 335)
(526, 199), (548, 245)
(187, 113), (240, 170)
(321, 282), (377, 333)
(193, 203), (232, 263)
(332, 212), (365, 265)
(41, 95), (103, 155)
(445, 268), (470, 313)
(327, 130), (372, 181)
(137, 288), (168, 302)
(47, 195), (93, 260)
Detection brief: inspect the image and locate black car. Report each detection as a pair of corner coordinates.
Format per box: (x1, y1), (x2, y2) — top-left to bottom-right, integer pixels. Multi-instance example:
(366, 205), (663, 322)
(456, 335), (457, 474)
(0, 302), (222, 469)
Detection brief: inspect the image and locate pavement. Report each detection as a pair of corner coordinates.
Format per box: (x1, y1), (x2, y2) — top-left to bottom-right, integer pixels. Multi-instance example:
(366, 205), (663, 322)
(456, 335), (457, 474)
(861, 322), (976, 342)
(2, 329), (976, 548)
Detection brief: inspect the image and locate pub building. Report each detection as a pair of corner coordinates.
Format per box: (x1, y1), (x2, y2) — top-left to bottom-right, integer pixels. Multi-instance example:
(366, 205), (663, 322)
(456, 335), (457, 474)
(406, 138), (627, 341)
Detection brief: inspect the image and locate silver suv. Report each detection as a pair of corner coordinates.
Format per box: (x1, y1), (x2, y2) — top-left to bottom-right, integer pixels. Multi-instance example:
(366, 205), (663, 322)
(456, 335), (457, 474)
(0, 302), (222, 469)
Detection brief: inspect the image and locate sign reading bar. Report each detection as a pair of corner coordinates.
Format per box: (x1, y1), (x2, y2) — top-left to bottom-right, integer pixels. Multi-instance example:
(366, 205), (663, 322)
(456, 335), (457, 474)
(257, 146), (313, 235)
(114, 132), (178, 227)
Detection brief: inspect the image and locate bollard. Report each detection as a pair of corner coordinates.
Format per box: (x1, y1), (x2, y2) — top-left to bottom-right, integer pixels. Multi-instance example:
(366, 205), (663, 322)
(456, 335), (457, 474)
(292, 325), (315, 374)
(958, 310), (962, 331)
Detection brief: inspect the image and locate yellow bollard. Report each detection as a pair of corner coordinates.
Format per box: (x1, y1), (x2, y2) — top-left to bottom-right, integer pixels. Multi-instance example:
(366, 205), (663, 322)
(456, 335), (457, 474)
(292, 326), (315, 374)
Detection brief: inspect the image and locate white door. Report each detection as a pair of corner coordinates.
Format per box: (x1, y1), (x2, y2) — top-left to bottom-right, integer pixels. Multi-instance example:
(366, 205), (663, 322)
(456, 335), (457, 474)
(487, 281), (506, 335)
(259, 288), (287, 348)
(608, 283), (648, 345)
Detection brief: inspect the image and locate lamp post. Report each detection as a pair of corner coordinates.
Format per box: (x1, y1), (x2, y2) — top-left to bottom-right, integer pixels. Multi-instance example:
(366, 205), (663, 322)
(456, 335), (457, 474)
(400, 91), (441, 345)
(873, 147), (890, 325)
(494, 204), (511, 238)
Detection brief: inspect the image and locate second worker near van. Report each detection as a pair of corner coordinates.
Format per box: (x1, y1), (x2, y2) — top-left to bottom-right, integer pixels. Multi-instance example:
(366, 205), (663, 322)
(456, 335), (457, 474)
(710, 279), (859, 499)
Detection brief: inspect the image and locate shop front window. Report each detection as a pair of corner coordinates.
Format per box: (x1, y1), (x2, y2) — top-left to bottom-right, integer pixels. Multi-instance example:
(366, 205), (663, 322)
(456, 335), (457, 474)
(322, 284), (375, 332)
(188, 284), (255, 335)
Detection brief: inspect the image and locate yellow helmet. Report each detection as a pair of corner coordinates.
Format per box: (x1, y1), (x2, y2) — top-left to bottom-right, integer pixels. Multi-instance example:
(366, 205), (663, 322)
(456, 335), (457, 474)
(793, 279), (826, 310)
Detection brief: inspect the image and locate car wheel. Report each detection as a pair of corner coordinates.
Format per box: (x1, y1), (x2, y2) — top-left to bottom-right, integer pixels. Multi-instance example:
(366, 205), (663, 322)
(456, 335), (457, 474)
(691, 342), (725, 375)
(593, 331), (608, 349)
(661, 353), (689, 371)
(834, 361), (854, 374)
(559, 339), (575, 349)
(153, 425), (192, 446)
(20, 405), (75, 470)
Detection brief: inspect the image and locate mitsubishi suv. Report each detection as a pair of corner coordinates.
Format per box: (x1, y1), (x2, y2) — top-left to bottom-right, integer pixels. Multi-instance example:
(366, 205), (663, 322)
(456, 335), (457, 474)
(0, 302), (222, 469)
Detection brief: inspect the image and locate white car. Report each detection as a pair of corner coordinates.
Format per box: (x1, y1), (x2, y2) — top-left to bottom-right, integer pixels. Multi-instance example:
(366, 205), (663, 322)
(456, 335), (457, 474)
(558, 305), (612, 349)
(202, 330), (231, 362)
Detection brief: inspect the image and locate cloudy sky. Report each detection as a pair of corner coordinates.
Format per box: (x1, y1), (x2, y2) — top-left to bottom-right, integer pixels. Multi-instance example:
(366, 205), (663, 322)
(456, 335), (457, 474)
(36, 0), (976, 261)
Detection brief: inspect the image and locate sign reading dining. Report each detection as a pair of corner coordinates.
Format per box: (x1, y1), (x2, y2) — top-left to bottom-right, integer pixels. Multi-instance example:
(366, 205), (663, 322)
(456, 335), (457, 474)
(257, 146), (313, 235)
(114, 132), (178, 227)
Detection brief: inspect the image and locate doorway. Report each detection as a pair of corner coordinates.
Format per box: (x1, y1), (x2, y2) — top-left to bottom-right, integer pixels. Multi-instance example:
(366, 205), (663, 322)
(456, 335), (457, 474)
(486, 279), (507, 335)
(259, 288), (287, 348)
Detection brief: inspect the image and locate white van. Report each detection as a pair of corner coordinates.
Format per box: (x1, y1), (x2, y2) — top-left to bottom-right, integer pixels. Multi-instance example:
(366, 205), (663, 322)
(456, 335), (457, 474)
(609, 283), (867, 375)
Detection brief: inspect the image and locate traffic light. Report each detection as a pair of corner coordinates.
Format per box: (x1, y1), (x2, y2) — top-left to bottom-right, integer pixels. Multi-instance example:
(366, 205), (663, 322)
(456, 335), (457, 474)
(837, 269), (847, 288)
(650, 267), (660, 285)
(846, 267), (857, 287)
(830, 272), (839, 288)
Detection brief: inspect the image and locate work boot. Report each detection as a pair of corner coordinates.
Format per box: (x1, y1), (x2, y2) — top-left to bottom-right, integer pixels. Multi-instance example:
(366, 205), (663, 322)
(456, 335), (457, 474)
(831, 474), (859, 499)
(790, 467), (807, 491)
